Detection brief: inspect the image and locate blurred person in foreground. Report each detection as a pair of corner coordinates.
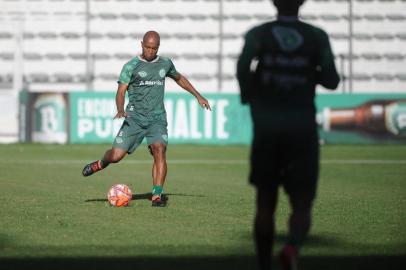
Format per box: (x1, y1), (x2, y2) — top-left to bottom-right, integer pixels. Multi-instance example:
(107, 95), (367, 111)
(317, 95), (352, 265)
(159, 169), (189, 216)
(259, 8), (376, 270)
(237, 0), (340, 269)
(82, 30), (211, 207)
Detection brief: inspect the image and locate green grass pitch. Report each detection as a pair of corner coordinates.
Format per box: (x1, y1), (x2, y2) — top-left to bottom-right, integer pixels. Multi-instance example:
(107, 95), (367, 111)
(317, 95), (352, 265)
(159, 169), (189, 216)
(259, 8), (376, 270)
(0, 144), (405, 270)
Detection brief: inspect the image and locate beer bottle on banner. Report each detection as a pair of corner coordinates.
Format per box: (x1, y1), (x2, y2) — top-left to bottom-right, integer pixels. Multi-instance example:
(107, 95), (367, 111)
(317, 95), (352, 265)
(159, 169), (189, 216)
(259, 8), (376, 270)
(317, 99), (406, 139)
(32, 93), (68, 143)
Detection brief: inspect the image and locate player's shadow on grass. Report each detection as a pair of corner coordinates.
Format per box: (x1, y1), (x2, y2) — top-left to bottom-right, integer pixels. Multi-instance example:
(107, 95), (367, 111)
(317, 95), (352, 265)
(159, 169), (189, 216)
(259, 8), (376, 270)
(131, 192), (207, 201)
(84, 193), (206, 203)
(275, 233), (341, 247)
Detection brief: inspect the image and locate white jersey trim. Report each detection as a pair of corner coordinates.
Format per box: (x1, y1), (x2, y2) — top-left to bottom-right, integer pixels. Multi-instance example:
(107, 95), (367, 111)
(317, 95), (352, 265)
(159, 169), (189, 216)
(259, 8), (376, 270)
(138, 55), (160, 63)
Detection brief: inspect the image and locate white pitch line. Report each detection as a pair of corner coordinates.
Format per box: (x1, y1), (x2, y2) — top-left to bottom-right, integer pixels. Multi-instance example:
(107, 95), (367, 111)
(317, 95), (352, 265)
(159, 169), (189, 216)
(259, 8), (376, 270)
(0, 159), (406, 165)
(321, 160), (406, 164)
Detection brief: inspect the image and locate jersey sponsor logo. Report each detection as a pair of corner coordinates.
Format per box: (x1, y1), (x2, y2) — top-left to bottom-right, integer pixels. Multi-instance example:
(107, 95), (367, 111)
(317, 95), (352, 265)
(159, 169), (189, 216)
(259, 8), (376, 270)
(159, 69), (166, 78)
(139, 80), (164, 86)
(138, 71), (147, 78)
(272, 26), (304, 52)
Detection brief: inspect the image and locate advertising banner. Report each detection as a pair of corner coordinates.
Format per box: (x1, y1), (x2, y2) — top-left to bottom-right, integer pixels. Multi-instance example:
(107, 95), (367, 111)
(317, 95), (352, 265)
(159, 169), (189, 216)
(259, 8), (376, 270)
(19, 91), (69, 143)
(69, 92), (252, 144)
(316, 93), (406, 144)
(20, 91), (406, 144)
(69, 92), (123, 144)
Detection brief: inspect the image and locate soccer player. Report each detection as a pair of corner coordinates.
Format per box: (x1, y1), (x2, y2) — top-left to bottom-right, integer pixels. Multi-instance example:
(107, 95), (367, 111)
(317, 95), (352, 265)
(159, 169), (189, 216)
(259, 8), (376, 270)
(237, 0), (340, 269)
(82, 31), (211, 207)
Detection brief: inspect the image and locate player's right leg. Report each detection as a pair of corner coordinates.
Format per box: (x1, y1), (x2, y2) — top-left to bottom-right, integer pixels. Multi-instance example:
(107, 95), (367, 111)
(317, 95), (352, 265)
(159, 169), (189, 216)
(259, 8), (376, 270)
(82, 118), (143, 177)
(82, 148), (127, 177)
(255, 188), (279, 270)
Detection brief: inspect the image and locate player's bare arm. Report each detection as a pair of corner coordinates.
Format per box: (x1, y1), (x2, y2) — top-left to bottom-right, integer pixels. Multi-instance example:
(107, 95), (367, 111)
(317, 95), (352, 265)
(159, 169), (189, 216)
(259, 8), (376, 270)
(114, 83), (129, 119)
(174, 73), (212, 111)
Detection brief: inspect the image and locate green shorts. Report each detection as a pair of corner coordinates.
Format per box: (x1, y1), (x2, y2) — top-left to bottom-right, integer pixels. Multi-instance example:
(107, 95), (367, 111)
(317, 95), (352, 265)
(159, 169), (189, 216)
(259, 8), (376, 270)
(112, 118), (168, 154)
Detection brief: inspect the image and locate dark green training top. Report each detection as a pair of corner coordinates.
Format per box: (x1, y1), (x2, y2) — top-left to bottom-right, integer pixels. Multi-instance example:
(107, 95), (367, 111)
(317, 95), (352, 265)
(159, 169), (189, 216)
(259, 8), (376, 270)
(118, 56), (178, 124)
(237, 16), (340, 116)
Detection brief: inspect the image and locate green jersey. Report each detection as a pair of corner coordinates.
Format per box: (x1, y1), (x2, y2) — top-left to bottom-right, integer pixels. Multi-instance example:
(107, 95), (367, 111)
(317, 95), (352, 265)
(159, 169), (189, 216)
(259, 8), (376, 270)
(118, 56), (178, 125)
(237, 17), (339, 112)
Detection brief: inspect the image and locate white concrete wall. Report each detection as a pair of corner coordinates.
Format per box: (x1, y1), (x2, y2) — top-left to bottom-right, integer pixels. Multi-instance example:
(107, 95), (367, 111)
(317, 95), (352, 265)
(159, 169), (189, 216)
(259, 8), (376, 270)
(0, 93), (19, 143)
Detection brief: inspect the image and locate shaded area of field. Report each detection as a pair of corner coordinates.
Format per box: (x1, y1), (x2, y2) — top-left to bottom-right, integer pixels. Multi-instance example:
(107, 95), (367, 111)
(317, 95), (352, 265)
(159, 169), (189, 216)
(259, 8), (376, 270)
(1, 255), (405, 270)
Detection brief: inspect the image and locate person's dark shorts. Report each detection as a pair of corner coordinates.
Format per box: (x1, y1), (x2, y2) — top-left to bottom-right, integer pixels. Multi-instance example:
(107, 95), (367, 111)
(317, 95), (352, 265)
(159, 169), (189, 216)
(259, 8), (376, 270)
(249, 124), (319, 200)
(112, 117), (168, 154)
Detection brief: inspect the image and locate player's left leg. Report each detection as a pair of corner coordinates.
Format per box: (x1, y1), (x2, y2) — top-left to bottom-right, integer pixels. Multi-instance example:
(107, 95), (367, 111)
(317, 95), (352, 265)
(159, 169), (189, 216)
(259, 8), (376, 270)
(146, 121), (168, 207)
(149, 142), (167, 207)
(278, 191), (314, 270)
(288, 192), (314, 248)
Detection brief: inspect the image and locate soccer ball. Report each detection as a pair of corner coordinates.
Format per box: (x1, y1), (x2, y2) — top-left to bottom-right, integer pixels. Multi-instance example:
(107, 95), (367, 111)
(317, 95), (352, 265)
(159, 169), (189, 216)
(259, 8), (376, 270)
(107, 184), (132, 207)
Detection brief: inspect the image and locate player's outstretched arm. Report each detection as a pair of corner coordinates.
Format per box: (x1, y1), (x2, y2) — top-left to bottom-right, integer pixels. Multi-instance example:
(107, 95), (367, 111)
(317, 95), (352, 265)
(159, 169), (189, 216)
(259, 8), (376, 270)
(174, 73), (211, 111)
(237, 29), (258, 104)
(114, 83), (129, 119)
(316, 31), (340, 90)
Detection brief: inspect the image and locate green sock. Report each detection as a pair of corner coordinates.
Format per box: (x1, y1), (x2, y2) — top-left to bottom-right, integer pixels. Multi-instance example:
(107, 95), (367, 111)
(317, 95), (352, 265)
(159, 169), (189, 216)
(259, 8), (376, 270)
(100, 159), (109, 169)
(152, 185), (163, 196)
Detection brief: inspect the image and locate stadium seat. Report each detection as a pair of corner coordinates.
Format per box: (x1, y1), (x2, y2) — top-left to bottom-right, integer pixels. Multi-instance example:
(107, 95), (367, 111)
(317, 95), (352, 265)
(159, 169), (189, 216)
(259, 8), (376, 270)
(196, 33), (217, 40)
(320, 14), (341, 21)
(23, 32), (36, 39)
(396, 33), (406, 40)
(363, 14), (385, 21)
(189, 73), (212, 81)
(113, 53), (133, 60)
(181, 53), (202, 60)
(24, 53), (43, 61)
(386, 14), (406, 21)
(97, 73), (117, 81)
(373, 33), (395, 40)
(93, 53), (110, 60)
(68, 53), (87, 60)
(0, 32), (13, 39)
(37, 32), (58, 40)
(383, 53), (405, 61)
(61, 32), (82, 39)
(75, 73), (88, 83)
(0, 74), (12, 84)
(105, 32), (126, 39)
(373, 73), (395, 81)
(27, 73), (50, 83)
(353, 33), (373, 41)
(395, 73), (406, 81)
(0, 53), (13, 61)
(121, 13), (141, 20)
(88, 32), (104, 39)
(353, 73), (372, 81)
(360, 53), (382, 60)
(45, 53), (66, 60)
(97, 13), (118, 20)
(53, 73), (75, 83)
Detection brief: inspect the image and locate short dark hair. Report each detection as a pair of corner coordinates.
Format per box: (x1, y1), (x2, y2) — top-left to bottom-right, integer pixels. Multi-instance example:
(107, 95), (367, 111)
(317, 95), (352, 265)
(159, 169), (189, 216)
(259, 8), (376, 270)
(272, 0), (305, 13)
